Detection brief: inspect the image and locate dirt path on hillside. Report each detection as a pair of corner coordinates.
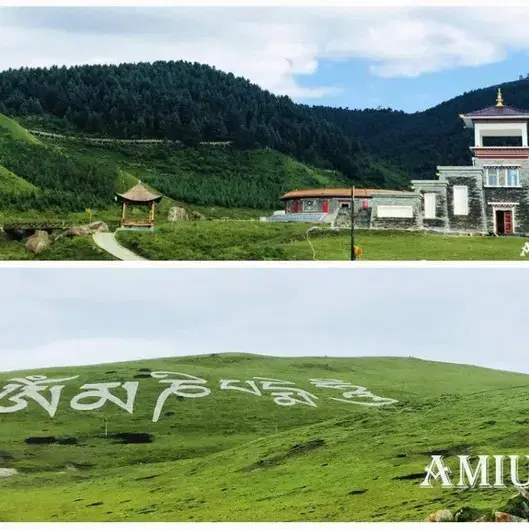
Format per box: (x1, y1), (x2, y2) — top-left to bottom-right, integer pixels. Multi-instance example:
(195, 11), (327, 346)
(93, 232), (146, 261)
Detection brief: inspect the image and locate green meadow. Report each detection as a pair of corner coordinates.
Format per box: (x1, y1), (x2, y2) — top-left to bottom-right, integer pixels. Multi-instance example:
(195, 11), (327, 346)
(116, 225), (529, 261)
(2, 354), (529, 521)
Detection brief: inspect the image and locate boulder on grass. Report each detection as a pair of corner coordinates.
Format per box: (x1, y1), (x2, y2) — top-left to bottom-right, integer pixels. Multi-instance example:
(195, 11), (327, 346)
(191, 211), (206, 220)
(25, 230), (50, 254)
(62, 221), (109, 238)
(424, 509), (453, 522)
(87, 221), (109, 233)
(494, 511), (528, 522)
(168, 207), (189, 222)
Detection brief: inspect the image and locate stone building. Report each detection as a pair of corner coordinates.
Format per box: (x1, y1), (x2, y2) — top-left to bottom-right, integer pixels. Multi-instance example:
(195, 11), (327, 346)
(412, 88), (529, 235)
(263, 89), (529, 235)
(262, 188), (421, 228)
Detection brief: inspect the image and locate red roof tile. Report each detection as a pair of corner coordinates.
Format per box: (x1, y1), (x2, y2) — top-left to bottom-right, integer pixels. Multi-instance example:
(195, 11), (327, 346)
(280, 188), (411, 200)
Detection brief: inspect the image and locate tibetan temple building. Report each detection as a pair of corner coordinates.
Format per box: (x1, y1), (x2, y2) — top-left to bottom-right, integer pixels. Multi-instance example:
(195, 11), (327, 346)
(262, 88), (529, 235)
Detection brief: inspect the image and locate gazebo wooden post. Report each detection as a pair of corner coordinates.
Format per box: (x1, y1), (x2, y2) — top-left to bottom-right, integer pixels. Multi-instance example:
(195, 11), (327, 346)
(121, 201), (128, 227)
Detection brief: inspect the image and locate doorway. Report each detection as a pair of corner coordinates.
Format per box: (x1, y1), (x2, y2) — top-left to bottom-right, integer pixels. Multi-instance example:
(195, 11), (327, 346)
(495, 209), (513, 235)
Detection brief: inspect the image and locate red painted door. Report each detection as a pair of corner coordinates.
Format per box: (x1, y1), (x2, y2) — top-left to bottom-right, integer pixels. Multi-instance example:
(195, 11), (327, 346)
(292, 200), (299, 213)
(505, 211), (513, 234)
(322, 200), (328, 213)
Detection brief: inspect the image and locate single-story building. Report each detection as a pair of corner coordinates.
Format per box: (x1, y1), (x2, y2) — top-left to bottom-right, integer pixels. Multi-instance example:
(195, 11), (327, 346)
(261, 187), (422, 229)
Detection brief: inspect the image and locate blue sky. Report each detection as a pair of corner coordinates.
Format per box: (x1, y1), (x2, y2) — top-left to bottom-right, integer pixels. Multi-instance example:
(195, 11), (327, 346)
(1, 267), (529, 375)
(2, 6), (529, 113)
(297, 53), (529, 112)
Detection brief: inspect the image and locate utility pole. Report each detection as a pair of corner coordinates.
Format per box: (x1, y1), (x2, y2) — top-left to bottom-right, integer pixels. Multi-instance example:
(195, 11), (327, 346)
(350, 186), (356, 261)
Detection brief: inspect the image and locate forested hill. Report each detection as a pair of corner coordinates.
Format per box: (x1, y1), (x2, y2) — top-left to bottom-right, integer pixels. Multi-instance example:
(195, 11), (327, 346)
(0, 61), (378, 185)
(1, 59), (527, 183)
(311, 78), (529, 179)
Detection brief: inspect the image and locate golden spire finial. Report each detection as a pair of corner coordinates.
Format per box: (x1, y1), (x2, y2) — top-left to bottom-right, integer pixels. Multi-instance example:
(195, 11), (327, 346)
(496, 88), (504, 108)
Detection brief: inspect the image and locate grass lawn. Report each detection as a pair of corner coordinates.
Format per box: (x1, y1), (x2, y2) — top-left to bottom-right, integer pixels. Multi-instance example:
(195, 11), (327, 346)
(116, 223), (529, 261)
(2, 354), (529, 521)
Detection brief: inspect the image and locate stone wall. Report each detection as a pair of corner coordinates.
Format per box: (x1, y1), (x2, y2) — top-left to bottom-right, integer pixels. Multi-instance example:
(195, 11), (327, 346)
(411, 180), (449, 232)
(370, 194), (422, 230)
(437, 167), (486, 234)
(332, 200), (370, 228)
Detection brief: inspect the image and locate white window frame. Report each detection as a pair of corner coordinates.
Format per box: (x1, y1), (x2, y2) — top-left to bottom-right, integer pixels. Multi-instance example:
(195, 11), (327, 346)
(423, 193), (436, 219)
(376, 205), (413, 218)
(486, 167), (499, 186)
(484, 166), (521, 188)
(453, 185), (469, 216)
(506, 167), (520, 187)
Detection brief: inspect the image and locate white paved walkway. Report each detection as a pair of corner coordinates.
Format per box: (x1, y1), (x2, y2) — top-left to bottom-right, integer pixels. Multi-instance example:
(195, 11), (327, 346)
(93, 232), (147, 261)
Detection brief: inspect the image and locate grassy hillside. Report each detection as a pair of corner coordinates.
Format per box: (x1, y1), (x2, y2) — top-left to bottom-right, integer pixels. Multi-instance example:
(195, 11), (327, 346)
(0, 114), (352, 214)
(47, 137), (351, 210)
(1, 354), (529, 521)
(0, 113), (42, 145)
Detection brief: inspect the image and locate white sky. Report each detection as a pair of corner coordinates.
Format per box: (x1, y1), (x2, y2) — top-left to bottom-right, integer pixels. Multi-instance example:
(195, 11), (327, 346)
(0, 6), (529, 99)
(0, 267), (527, 374)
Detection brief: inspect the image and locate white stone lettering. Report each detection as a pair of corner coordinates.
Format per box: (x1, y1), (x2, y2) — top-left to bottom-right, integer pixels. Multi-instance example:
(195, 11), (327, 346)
(310, 379), (366, 391)
(0, 375), (79, 418)
(219, 379), (261, 395)
(310, 378), (398, 407)
(521, 242), (529, 257)
(151, 372), (211, 422)
(70, 382), (139, 413)
(253, 377), (318, 407)
(0, 372), (399, 420)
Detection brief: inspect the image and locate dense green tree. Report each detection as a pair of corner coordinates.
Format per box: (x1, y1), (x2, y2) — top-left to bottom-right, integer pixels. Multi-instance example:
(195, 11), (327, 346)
(0, 61), (376, 185)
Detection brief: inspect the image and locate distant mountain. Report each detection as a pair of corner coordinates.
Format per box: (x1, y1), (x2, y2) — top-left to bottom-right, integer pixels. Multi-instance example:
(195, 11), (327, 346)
(312, 78), (529, 179)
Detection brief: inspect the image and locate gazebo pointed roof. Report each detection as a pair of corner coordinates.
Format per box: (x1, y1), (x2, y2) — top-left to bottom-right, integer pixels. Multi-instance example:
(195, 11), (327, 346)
(116, 182), (162, 203)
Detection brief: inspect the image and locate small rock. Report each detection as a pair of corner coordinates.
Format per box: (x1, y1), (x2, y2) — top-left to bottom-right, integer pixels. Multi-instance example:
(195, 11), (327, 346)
(424, 509), (454, 522)
(62, 221), (109, 238)
(167, 207), (189, 222)
(25, 230), (50, 254)
(517, 487), (529, 502)
(494, 511), (528, 522)
(0, 468), (18, 478)
(191, 211), (206, 220)
(87, 221), (109, 233)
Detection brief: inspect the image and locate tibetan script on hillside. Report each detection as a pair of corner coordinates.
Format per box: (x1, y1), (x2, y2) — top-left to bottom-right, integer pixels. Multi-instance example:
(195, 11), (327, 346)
(0, 373), (398, 422)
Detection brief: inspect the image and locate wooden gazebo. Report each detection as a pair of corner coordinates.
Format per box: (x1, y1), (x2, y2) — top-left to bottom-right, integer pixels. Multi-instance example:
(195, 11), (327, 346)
(116, 182), (163, 228)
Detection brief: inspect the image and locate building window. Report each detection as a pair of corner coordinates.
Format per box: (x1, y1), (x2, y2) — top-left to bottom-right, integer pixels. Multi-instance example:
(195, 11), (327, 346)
(507, 168), (519, 187)
(486, 167), (519, 187)
(424, 193), (436, 219)
(303, 199), (322, 212)
(486, 167), (498, 186)
(453, 186), (469, 216)
(376, 205), (413, 218)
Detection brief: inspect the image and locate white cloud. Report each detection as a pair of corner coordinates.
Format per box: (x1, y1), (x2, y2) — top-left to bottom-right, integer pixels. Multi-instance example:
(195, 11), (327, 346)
(0, 6), (527, 100)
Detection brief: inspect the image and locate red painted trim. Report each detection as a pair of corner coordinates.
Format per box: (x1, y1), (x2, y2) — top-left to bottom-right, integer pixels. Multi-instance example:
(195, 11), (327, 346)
(469, 118), (529, 123)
